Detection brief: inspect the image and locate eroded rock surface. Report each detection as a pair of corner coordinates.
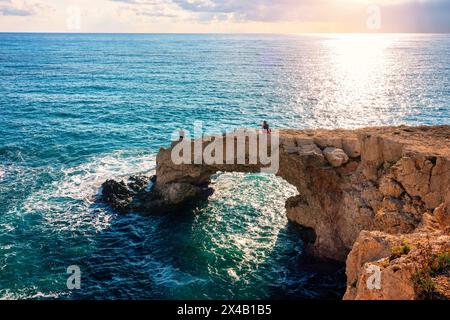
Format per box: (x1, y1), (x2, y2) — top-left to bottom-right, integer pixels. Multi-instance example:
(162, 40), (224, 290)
(101, 125), (449, 299)
(343, 229), (449, 300)
(323, 147), (349, 167)
(101, 175), (154, 212)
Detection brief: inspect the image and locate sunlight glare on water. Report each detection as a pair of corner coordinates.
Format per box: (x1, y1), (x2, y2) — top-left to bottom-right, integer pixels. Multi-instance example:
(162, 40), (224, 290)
(0, 33), (448, 299)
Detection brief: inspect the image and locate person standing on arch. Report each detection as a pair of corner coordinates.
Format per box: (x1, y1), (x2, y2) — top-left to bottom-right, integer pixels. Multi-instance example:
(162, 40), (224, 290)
(262, 120), (271, 134)
(179, 128), (185, 141)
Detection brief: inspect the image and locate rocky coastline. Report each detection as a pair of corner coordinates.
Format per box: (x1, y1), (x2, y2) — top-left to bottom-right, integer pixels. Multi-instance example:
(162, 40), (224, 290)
(101, 125), (449, 300)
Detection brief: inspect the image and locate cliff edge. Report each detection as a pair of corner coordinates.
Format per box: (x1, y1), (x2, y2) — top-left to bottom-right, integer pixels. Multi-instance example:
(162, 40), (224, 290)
(102, 125), (450, 300)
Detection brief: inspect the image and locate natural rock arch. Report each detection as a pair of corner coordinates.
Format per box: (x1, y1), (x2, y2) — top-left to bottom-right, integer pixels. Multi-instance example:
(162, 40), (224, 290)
(107, 126), (446, 259)
(152, 129), (361, 262)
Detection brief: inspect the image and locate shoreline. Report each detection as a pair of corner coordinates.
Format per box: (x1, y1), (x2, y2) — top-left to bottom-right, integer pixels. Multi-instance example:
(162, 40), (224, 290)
(102, 124), (450, 300)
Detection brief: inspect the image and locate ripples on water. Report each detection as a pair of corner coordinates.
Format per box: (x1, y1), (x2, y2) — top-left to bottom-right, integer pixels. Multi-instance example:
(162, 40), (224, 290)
(0, 33), (448, 299)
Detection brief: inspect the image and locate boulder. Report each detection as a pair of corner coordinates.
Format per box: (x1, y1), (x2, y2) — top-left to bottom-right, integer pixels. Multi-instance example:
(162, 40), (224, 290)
(161, 182), (204, 204)
(314, 137), (343, 149)
(101, 175), (154, 213)
(127, 175), (152, 193)
(101, 179), (133, 213)
(323, 147), (349, 167)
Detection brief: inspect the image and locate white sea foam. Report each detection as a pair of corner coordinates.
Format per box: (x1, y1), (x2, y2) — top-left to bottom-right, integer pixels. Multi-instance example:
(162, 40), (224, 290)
(149, 261), (206, 287)
(200, 172), (299, 281)
(57, 151), (156, 202)
(0, 223), (15, 233)
(30, 291), (65, 299)
(227, 268), (240, 281)
(21, 151), (156, 232)
(0, 288), (66, 300)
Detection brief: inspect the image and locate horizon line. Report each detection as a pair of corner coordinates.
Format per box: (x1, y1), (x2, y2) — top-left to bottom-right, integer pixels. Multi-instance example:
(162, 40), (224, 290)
(1, 31), (449, 35)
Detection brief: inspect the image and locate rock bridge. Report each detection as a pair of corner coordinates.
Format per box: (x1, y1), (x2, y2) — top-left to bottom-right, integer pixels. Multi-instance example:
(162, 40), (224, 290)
(102, 126), (450, 267)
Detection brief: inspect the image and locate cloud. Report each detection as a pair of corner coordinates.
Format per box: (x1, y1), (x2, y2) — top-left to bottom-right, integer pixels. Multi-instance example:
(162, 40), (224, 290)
(163, 0), (314, 22)
(123, 6), (178, 18)
(111, 0), (323, 22)
(112, 0), (186, 20)
(4, 0), (444, 32)
(0, 6), (32, 16)
(170, 0), (450, 28)
(381, 0), (450, 32)
(0, 0), (50, 17)
(109, 0), (450, 32)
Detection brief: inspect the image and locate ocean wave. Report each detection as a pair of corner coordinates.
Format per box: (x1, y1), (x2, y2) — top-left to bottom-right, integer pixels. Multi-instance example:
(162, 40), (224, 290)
(20, 151), (156, 233)
(148, 260), (207, 288)
(191, 172), (300, 288)
(0, 288), (67, 300)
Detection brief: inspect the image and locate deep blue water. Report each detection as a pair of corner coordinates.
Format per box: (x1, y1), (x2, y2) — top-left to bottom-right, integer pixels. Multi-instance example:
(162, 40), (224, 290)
(0, 33), (449, 299)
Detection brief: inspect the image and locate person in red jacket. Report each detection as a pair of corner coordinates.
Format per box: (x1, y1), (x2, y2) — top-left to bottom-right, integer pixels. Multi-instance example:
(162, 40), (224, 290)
(262, 120), (271, 134)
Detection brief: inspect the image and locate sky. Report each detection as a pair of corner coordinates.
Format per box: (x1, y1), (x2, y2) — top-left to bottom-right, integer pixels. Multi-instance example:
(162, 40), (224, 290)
(0, 0), (449, 33)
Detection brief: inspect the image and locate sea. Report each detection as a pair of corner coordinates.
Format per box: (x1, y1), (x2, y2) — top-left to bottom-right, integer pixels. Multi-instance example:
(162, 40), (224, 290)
(0, 33), (448, 299)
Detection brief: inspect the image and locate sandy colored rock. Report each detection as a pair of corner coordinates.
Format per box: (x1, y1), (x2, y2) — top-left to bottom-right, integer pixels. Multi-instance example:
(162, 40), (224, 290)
(104, 125), (450, 299)
(314, 136), (343, 149)
(342, 137), (361, 158)
(379, 177), (404, 197)
(433, 192), (450, 234)
(151, 125), (449, 263)
(323, 147), (349, 167)
(344, 230), (450, 300)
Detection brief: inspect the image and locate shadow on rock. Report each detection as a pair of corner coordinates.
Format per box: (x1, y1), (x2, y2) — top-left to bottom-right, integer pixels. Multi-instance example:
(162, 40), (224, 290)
(101, 175), (213, 215)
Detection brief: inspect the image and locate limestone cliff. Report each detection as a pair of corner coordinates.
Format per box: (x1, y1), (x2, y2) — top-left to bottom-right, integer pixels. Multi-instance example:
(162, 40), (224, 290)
(102, 125), (450, 300)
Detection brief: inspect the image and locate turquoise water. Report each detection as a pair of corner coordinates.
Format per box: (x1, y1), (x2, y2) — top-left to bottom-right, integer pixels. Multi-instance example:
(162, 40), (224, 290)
(0, 33), (448, 299)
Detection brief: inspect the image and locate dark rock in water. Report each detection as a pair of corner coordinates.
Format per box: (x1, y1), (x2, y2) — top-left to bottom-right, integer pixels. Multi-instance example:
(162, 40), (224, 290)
(127, 175), (152, 193)
(100, 174), (212, 215)
(129, 182), (212, 215)
(101, 179), (133, 213)
(161, 183), (204, 204)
